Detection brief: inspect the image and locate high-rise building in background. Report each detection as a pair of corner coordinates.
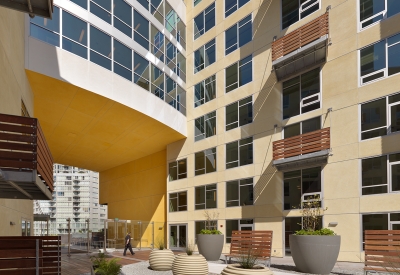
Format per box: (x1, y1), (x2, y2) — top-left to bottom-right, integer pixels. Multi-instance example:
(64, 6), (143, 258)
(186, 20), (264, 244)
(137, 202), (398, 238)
(34, 164), (107, 235)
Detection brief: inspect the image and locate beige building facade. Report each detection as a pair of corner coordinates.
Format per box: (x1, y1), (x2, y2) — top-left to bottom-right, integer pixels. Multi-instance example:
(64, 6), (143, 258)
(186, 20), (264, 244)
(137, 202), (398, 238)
(166, 0), (400, 262)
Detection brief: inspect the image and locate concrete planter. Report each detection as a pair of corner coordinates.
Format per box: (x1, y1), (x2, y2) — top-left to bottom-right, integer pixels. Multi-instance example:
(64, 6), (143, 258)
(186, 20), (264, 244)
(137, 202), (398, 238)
(149, 249), (175, 271)
(172, 254), (208, 275)
(197, 234), (224, 261)
(289, 235), (341, 274)
(220, 264), (274, 275)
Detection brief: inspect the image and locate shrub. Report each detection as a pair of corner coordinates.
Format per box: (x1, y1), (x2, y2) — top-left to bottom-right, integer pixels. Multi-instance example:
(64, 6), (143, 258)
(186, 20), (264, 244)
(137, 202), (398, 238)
(235, 249), (260, 269)
(199, 229), (222, 235)
(295, 228), (335, 236)
(186, 243), (195, 256)
(155, 237), (165, 250)
(90, 252), (106, 268)
(94, 258), (122, 275)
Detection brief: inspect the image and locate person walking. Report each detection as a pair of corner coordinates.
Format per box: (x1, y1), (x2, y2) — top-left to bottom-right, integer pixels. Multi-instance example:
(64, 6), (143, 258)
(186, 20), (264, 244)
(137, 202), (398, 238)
(123, 232), (135, 256)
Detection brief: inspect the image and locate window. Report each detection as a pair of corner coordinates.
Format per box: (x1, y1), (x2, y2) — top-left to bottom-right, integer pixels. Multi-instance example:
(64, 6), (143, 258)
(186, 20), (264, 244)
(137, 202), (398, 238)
(114, 0), (132, 37)
(166, 3), (185, 48)
(169, 159), (187, 181)
(195, 220), (217, 236)
(226, 137), (253, 169)
(284, 116), (321, 138)
(166, 40), (177, 73)
(226, 55), (252, 93)
(194, 75), (216, 107)
(134, 52), (150, 91)
(361, 153), (400, 195)
(194, 3), (215, 39)
(30, 6), (60, 47)
(362, 213), (400, 248)
(283, 167), (321, 210)
(195, 184), (217, 209)
(360, 33), (400, 84)
(359, 0), (400, 29)
(169, 192), (187, 212)
(22, 220), (31, 236)
(90, 26), (112, 70)
(90, 0), (112, 23)
(114, 40), (132, 81)
(134, 11), (150, 50)
(225, 14), (252, 55)
(226, 178), (253, 207)
(281, 0), (320, 29)
(194, 39), (216, 73)
(225, 0), (250, 17)
(151, 64), (164, 100)
(71, 0), (87, 9)
(282, 68), (320, 119)
(226, 219), (253, 243)
(63, 11), (88, 59)
(195, 148), (217, 176)
(360, 93), (400, 140)
(226, 96), (252, 131)
(195, 111), (216, 141)
(151, 25), (164, 62)
(194, 0), (202, 7)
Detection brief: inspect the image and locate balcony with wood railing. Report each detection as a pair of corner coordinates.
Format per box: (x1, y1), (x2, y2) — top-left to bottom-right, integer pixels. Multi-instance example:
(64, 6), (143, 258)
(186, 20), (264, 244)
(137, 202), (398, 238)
(272, 12), (329, 80)
(0, 113), (54, 200)
(272, 128), (330, 170)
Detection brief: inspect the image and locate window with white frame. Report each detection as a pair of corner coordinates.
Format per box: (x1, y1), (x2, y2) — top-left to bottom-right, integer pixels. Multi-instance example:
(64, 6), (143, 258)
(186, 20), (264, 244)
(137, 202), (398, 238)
(283, 167), (321, 210)
(226, 178), (253, 207)
(30, 7), (60, 46)
(282, 68), (320, 120)
(90, 0), (112, 24)
(226, 137), (253, 169)
(114, 0), (132, 37)
(360, 93), (400, 140)
(362, 213), (400, 249)
(194, 39), (216, 73)
(195, 184), (217, 209)
(194, 3), (215, 39)
(361, 153), (400, 195)
(195, 148), (217, 176)
(169, 159), (187, 181)
(225, 14), (252, 55)
(226, 219), (253, 243)
(226, 96), (253, 131)
(194, 75), (216, 107)
(360, 33), (400, 85)
(226, 55), (252, 93)
(281, 0), (320, 29)
(284, 116), (321, 139)
(359, 0), (400, 30)
(195, 111), (216, 141)
(225, 0), (250, 17)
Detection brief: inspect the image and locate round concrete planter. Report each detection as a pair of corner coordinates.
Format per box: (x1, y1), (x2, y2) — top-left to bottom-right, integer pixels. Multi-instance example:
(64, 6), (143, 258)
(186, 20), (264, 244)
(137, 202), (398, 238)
(197, 234), (224, 261)
(172, 254), (208, 275)
(289, 235), (341, 274)
(149, 249), (175, 271)
(220, 264), (273, 275)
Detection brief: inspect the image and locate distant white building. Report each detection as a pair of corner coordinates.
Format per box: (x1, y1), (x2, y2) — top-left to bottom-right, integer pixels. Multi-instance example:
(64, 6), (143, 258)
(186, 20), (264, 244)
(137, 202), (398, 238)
(34, 164), (107, 235)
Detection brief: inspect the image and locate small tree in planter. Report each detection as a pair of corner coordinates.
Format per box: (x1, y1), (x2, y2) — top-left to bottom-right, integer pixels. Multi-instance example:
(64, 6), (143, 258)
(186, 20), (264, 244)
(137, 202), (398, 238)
(290, 195), (340, 274)
(149, 237), (175, 271)
(172, 242), (208, 275)
(197, 211), (224, 261)
(220, 249), (273, 275)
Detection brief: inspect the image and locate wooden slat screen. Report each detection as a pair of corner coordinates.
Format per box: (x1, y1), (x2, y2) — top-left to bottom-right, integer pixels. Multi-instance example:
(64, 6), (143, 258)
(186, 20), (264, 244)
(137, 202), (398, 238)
(228, 230), (273, 259)
(273, 127), (330, 160)
(272, 12), (329, 61)
(364, 230), (400, 273)
(0, 236), (61, 275)
(0, 113), (54, 191)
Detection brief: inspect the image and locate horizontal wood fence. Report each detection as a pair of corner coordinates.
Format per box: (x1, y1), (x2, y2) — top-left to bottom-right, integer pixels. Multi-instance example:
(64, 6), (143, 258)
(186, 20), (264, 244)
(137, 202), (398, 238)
(272, 12), (329, 61)
(273, 128), (330, 160)
(0, 236), (61, 275)
(0, 113), (53, 191)
(364, 230), (400, 273)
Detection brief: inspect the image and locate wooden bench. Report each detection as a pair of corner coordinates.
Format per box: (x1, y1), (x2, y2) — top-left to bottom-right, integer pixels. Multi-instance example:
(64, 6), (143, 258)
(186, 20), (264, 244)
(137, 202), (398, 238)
(364, 230), (400, 275)
(225, 230), (273, 268)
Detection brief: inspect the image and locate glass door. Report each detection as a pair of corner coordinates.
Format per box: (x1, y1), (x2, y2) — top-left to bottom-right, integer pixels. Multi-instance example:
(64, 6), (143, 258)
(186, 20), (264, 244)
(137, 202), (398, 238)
(169, 224), (187, 249)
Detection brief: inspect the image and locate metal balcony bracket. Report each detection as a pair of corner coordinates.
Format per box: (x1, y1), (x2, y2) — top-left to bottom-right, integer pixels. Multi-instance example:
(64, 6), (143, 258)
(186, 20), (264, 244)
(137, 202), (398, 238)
(272, 35), (329, 81)
(273, 149), (330, 171)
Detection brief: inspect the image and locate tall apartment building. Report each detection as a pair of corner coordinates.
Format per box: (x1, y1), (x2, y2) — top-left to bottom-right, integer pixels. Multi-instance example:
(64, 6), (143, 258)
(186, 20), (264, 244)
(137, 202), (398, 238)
(33, 165), (107, 235)
(0, 0), (399, 262)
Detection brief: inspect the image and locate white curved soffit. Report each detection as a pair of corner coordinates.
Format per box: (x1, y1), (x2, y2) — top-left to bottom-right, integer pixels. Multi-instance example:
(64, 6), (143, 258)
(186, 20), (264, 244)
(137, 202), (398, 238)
(26, 38), (187, 136)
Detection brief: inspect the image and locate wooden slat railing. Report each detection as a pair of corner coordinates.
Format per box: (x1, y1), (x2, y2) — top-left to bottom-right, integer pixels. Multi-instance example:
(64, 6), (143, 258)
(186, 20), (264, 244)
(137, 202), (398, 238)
(272, 12), (329, 61)
(364, 230), (400, 273)
(0, 113), (54, 191)
(273, 128), (330, 160)
(0, 236), (61, 275)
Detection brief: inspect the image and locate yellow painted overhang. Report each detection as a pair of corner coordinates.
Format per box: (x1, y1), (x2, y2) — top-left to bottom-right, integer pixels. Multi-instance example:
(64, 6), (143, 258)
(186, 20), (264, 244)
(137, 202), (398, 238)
(27, 70), (186, 172)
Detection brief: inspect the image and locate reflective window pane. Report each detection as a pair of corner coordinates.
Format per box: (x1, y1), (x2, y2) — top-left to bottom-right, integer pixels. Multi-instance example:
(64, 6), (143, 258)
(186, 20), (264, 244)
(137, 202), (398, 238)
(90, 50), (111, 69)
(361, 98), (386, 139)
(62, 37), (87, 58)
(114, 40), (132, 69)
(282, 0), (299, 29)
(284, 123), (300, 139)
(90, 26), (111, 57)
(134, 11), (149, 49)
(114, 0), (132, 25)
(362, 156), (387, 195)
(360, 41), (386, 77)
(388, 42), (400, 76)
(30, 24), (59, 46)
(134, 53), (149, 80)
(90, 2), (111, 23)
(63, 11), (87, 45)
(71, 0), (87, 9)
(31, 6), (60, 32)
(388, 0), (400, 17)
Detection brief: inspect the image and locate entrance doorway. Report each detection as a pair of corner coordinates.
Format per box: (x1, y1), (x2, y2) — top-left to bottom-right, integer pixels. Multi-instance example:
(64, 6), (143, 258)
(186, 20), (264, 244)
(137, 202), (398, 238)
(169, 224), (187, 250)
